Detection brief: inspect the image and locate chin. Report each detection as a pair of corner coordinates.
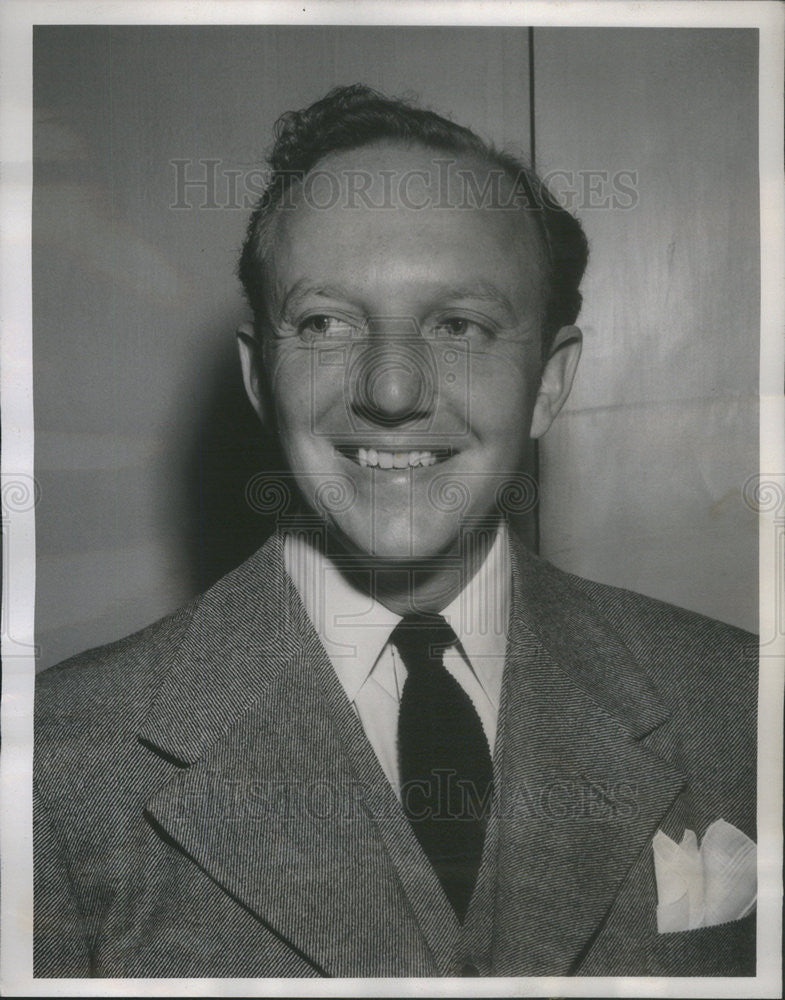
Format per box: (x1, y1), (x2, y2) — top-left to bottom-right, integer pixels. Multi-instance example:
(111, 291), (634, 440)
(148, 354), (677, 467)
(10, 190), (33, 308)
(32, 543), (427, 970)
(330, 513), (463, 565)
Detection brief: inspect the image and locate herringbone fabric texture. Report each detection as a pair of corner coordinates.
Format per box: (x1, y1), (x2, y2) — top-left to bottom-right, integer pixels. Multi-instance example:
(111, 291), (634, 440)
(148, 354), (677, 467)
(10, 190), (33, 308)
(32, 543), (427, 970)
(33, 529), (757, 977)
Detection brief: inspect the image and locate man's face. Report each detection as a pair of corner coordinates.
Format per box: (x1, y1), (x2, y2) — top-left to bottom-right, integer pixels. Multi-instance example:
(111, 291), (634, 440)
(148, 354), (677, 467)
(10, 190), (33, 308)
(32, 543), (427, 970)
(241, 143), (575, 563)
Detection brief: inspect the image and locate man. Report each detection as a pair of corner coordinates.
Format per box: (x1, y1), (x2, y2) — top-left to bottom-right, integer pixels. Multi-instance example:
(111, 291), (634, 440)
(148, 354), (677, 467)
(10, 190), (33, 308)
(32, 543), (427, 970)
(34, 85), (757, 978)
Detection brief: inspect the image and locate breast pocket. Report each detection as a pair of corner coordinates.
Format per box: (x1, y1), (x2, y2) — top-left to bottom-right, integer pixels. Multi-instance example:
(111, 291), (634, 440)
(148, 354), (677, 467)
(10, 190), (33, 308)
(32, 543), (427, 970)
(651, 910), (756, 976)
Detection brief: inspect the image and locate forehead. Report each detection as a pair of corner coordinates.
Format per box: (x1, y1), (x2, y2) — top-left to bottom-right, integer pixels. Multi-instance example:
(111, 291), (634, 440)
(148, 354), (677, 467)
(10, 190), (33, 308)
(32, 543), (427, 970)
(263, 142), (548, 308)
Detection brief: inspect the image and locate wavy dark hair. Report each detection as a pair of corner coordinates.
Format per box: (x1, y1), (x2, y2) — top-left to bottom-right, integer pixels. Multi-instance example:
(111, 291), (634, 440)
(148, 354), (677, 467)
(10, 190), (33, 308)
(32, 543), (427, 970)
(238, 84), (588, 354)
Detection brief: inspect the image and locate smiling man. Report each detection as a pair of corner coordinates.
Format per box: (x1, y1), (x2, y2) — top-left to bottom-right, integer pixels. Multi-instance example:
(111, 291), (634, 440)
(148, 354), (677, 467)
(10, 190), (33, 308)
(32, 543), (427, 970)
(236, 137), (580, 595)
(34, 85), (757, 979)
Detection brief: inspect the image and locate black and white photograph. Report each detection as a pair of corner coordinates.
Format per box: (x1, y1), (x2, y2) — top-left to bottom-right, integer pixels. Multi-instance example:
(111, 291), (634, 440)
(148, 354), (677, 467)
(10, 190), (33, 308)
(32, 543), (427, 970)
(1, 0), (782, 995)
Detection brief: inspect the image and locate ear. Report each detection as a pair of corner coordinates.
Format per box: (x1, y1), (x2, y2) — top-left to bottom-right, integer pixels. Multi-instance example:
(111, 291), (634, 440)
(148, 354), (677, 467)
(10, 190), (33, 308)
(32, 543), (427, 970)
(237, 321), (267, 425)
(529, 325), (583, 439)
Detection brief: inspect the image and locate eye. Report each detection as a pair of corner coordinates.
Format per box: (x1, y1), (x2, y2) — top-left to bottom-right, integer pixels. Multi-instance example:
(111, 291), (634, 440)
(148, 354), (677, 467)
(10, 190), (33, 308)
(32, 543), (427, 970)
(432, 317), (489, 339)
(298, 315), (358, 340)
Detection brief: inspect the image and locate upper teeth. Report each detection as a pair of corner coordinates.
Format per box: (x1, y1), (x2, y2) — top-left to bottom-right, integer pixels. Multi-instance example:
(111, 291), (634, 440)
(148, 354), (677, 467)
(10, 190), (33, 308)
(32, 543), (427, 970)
(357, 448), (437, 469)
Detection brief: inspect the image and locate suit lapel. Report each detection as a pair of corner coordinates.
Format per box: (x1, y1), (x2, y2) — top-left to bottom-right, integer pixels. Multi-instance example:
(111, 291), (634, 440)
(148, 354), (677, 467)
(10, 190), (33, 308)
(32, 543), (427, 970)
(138, 533), (449, 976)
(318, 654), (462, 973)
(491, 535), (687, 975)
(137, 528), (687, 975)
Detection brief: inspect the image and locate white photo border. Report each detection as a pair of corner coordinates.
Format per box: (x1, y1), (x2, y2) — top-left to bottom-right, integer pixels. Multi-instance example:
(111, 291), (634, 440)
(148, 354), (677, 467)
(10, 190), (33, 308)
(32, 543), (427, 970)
(2, 2), (782, 997)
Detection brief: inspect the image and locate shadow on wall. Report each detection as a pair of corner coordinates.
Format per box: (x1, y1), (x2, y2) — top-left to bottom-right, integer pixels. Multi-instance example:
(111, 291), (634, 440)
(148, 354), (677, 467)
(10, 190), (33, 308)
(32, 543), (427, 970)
(182, 340), (284, 595)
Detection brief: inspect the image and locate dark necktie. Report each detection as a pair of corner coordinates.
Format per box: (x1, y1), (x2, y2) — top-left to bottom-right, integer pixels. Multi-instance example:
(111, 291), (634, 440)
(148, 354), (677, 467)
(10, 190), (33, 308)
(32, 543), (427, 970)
(392, 613), (494, 922)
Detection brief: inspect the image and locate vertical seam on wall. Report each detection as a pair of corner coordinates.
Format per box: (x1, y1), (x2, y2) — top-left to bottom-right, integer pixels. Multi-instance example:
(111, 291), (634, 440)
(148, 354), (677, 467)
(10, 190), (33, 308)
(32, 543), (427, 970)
(528, 25), (536, 171)
(529, 25), (541, 554)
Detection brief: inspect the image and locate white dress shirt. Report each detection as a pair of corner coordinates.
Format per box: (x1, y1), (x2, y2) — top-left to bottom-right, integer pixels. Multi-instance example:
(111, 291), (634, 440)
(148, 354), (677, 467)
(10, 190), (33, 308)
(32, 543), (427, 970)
(284, 525), (511, 796)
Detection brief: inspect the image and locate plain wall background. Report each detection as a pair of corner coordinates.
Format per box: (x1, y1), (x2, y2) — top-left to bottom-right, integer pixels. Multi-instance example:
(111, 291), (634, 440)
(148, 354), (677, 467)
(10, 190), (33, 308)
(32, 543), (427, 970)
(535, 28), (759, 629)
(33, 26), (758, 669)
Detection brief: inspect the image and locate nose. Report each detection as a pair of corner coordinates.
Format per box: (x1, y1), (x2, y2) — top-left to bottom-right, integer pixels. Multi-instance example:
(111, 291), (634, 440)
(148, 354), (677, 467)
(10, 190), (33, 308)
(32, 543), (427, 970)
(349, 334), (435, 426)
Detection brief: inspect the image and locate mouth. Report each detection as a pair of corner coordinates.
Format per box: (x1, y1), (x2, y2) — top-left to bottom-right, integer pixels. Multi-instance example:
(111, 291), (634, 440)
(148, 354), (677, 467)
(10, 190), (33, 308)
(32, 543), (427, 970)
(334, 445), (454, 469)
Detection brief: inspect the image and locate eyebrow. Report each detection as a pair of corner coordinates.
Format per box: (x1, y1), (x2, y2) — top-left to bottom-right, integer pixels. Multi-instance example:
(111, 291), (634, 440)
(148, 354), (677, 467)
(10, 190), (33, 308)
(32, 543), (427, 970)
(277, 281), (362, 321)
(426, 282), (517, 316)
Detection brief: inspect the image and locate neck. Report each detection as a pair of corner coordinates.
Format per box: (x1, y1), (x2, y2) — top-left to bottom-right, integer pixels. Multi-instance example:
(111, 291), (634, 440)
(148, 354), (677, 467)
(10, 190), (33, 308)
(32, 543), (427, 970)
(329, 522), (504, 616)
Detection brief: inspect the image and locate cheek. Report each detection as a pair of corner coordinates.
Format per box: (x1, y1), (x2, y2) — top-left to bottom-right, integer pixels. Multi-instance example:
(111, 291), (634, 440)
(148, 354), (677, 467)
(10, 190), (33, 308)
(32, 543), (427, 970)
(466, 353), (539, 436)
(266, 346), (329, 439)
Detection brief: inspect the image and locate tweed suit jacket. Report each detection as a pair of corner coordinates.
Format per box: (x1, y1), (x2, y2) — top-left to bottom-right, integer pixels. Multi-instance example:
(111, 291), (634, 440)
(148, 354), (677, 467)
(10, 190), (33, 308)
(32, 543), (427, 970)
(34, 529), (757, 978)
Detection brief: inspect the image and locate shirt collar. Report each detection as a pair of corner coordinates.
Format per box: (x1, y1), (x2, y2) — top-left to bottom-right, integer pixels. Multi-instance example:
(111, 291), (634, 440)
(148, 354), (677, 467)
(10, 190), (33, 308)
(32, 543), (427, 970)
(284, 532), (400, 702)
(439, 523), (510, 707)
(284, 524), (511, 706)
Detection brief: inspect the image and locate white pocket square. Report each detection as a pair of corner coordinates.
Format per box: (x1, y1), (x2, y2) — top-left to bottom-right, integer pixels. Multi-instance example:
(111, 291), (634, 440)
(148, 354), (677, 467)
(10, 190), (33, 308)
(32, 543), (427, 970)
(652, 818), (756, 933)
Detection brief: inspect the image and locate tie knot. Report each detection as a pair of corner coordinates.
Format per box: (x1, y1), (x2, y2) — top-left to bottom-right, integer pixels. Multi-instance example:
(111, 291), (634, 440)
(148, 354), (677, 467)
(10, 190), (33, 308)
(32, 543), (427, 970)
(390, 613), (458, 674)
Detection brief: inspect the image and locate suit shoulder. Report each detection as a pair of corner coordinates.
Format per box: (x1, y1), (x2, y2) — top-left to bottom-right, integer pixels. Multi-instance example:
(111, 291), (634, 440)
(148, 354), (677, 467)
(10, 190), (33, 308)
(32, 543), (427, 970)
(538, 562), (759, 735)
(35, 601), (196, 746)
(567, 572), (756, 670)
(34, 536), (281, 743)
(558, 569), (758, 834)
